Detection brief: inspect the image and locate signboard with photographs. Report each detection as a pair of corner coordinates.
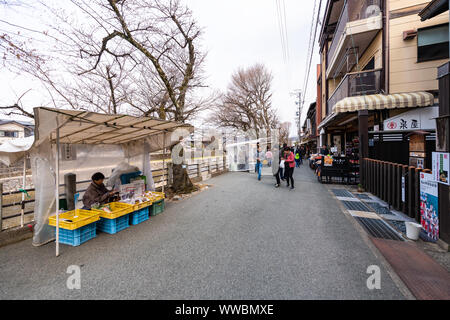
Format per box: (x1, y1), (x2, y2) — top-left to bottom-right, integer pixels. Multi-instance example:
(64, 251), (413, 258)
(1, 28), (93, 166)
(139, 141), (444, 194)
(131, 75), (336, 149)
(120, 179), (145, 197)
(324, 156), (333, 167)
(420, 172), (439, 241)
(432, 152), (449, 185)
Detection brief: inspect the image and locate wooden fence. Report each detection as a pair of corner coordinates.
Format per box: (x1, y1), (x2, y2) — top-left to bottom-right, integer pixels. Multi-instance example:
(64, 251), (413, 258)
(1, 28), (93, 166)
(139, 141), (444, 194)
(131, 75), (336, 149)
(362, 158), (431, 223)
(0, 155), (228, 231)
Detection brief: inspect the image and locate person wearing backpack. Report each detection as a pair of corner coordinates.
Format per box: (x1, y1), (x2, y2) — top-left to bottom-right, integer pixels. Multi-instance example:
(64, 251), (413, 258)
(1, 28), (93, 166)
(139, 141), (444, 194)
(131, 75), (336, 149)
(295, 147), (301, 167)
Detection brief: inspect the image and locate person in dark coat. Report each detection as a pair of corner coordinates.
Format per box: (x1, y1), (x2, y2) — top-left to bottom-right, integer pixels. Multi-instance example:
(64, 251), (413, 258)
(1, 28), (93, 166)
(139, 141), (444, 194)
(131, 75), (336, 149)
(82, 172), (118, 209)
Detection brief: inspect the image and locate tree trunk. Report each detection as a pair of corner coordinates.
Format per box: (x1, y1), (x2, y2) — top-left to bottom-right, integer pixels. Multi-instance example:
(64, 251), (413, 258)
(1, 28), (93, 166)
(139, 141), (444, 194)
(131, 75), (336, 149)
(170, 146), (196, 194)
(172, 163), (195, 194)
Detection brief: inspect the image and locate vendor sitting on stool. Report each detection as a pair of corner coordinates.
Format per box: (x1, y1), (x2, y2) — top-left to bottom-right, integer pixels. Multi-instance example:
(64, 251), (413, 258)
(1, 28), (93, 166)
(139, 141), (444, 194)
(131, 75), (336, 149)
(82, 172), (118, 209)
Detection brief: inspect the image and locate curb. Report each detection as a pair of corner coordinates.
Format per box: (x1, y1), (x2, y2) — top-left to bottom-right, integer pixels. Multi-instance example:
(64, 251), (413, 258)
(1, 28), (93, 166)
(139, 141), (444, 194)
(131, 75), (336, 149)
(0, 224), (34, 248)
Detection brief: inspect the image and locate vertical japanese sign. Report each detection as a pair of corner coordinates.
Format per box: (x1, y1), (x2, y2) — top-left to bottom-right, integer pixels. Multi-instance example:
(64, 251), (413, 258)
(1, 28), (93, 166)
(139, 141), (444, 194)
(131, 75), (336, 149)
(432, 152), (449, 185)
(401, 176), (405, 203)
(420, 173), (439, 241)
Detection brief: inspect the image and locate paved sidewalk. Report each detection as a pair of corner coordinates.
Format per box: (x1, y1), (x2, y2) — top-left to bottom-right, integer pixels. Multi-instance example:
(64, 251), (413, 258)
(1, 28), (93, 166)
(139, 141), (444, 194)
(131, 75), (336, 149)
(0, 165), (405, 299)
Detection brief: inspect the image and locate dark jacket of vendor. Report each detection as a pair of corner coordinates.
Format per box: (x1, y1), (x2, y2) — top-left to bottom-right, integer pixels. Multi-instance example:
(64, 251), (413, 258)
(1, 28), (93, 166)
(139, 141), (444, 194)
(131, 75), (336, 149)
(82, 172), (114, 209)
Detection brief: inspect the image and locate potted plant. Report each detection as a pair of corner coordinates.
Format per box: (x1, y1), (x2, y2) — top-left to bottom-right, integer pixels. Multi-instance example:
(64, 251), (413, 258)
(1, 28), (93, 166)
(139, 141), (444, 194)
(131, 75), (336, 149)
(357, 183), (364, 193)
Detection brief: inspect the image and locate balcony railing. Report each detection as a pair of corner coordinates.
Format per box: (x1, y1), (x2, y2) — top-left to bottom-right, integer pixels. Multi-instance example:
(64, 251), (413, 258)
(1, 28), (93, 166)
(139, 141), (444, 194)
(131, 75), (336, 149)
(327, 69), (382, 115)
(327, 0), (382, 66)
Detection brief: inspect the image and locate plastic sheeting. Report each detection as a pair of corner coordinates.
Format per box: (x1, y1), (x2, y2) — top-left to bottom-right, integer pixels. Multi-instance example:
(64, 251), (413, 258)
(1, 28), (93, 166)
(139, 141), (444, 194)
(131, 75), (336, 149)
(30, 138), (164, 245)
(0, 136), (34, 166)
(27, 107), (193, 246)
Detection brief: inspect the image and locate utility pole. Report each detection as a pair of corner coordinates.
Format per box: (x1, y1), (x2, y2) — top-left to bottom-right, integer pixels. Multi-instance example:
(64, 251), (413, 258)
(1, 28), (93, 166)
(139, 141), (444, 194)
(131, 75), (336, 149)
(291, 90), (303, 142)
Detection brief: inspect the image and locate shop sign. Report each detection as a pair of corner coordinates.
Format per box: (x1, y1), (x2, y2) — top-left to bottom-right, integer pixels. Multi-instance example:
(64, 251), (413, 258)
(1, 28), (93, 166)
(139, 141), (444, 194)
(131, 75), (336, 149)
(324, 156), (333, 167)
(420, 172), (439, 241)
(383, 107), (438, 131)
(432, 152), (449, 185)
(61, 144), (76, 161)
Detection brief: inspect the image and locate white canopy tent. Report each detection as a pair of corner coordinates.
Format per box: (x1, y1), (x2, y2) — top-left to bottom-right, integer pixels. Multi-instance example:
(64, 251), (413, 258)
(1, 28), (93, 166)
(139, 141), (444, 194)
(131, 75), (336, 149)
(0, 107), (193, 256)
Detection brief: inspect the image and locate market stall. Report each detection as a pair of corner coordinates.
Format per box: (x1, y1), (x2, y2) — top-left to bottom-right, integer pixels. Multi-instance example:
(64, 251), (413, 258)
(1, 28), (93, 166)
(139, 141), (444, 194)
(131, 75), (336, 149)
(309, 152), (359, 185)
(1, 107), (193, 255)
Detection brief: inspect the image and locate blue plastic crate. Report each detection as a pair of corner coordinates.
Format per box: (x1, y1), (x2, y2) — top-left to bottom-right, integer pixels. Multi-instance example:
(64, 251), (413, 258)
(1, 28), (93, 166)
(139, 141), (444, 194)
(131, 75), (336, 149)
(130, 207), (150, 225)
(120, 171), (142, 185)
(97, 214), (130, 234)
(51, 222), (97, 247)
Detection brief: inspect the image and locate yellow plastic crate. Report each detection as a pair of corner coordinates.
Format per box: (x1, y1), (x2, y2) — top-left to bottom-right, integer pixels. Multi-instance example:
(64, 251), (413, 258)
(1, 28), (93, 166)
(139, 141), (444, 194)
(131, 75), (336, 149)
(145, 192), (165, 201)
(48, 209), (100, 231)
(134, 200), (153, 210)
(91, 202), (135, 220)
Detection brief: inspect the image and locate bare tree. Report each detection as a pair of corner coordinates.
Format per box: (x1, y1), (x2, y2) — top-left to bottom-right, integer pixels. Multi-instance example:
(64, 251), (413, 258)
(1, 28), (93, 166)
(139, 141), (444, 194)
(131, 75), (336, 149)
(212, 64), (279, 138)
(279, 122), (291, 145)
(65, 0), (209, 193)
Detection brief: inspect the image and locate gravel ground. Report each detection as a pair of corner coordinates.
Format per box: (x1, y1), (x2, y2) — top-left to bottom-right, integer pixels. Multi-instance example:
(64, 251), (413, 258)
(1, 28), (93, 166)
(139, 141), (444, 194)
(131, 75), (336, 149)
(0, 165), (405, 299)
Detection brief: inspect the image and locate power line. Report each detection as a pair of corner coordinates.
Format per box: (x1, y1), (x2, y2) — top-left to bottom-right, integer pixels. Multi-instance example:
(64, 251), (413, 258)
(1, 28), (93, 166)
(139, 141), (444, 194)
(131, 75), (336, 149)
(275, 0), (286, 62)
(275, 0), (289, 63)
(281, 0), (290, 61)
(300, 0), (322, 120)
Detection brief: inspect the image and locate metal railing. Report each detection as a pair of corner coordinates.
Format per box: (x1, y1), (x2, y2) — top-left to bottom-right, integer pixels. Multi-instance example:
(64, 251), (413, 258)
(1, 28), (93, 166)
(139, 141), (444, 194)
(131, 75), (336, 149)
(362, 159), (430, 222)
(327, 0), (382, 65)
(327, 69), (382, 115)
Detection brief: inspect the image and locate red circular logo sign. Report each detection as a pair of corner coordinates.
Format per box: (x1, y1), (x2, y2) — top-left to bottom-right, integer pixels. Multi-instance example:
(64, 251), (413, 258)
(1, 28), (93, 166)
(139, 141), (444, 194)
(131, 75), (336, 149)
(387, 121), (397, 130)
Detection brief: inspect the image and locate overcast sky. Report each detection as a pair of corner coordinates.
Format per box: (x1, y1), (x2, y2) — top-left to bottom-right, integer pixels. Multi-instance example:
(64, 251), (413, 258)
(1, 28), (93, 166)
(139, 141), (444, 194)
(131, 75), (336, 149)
(1, 0), (322, 136)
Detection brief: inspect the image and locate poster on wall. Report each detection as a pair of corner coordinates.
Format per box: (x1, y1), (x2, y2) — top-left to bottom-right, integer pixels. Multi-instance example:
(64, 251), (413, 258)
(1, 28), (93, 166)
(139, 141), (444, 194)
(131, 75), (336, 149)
(420, 172), (439, 241)
(432, 152), (449, 185)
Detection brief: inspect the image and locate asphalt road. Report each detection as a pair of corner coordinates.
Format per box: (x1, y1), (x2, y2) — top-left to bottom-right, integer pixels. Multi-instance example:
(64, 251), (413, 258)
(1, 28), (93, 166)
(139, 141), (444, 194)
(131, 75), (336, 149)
(0, 165), (405, 299)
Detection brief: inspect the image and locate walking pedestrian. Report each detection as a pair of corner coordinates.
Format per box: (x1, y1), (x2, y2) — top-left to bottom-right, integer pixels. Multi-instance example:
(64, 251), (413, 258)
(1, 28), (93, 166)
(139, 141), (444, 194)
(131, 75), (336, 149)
(300, 146), (306, 165)
(295, 147), (301, 168)
(265, 147), (273, 167)
(280, 143), (287, 181)
(272, 145), (281, 188)
(284, 147), (295, 190)
(255, 146), (262, 181)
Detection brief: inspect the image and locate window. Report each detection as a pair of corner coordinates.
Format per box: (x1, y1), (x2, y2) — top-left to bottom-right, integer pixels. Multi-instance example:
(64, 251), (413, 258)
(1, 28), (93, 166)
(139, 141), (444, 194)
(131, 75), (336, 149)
(417, 24), (449, 63)
(362, 57), (375, 71)
(0, 131), (19, 137)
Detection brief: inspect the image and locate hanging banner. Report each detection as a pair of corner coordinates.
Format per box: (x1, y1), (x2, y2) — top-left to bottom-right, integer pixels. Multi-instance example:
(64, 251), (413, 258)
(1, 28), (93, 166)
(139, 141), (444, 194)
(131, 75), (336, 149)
(432, 152), (449, 185)
(420, 172), (439, 241)
(401, 176), (405, 203)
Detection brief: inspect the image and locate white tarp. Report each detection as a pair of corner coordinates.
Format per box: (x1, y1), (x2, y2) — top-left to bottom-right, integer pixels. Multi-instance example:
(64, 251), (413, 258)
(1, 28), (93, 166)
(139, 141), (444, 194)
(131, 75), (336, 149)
(0, 136), (34, 166)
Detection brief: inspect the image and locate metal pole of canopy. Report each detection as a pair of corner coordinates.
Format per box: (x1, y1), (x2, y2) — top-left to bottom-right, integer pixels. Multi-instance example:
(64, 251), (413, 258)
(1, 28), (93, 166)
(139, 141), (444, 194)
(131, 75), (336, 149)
(162, 132), (166, 194)
(55, 119), (60, 257)
(21, 153), (26, 227)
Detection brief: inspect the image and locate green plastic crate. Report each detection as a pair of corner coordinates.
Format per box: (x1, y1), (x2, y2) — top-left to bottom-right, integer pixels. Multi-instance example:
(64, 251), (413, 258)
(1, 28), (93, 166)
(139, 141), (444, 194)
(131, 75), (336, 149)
(150, 199), (165, 216)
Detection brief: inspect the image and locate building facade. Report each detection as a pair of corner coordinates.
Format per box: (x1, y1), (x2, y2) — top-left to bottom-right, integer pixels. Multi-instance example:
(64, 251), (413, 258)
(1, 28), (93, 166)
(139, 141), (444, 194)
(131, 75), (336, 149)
(317, 0), (449, 167)
(0, 120), (34, 144)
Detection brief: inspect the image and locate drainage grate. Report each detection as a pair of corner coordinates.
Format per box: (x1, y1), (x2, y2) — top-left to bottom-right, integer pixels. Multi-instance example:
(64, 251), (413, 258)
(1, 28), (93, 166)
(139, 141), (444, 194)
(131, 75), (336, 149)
(366, 202), (394, 215)
(389, 220), (406, 233)
(332, 189), (354, 198)
(354, 217), (404, 241)
(356, 193), (372, 201)
(341, 200), (372, 212)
